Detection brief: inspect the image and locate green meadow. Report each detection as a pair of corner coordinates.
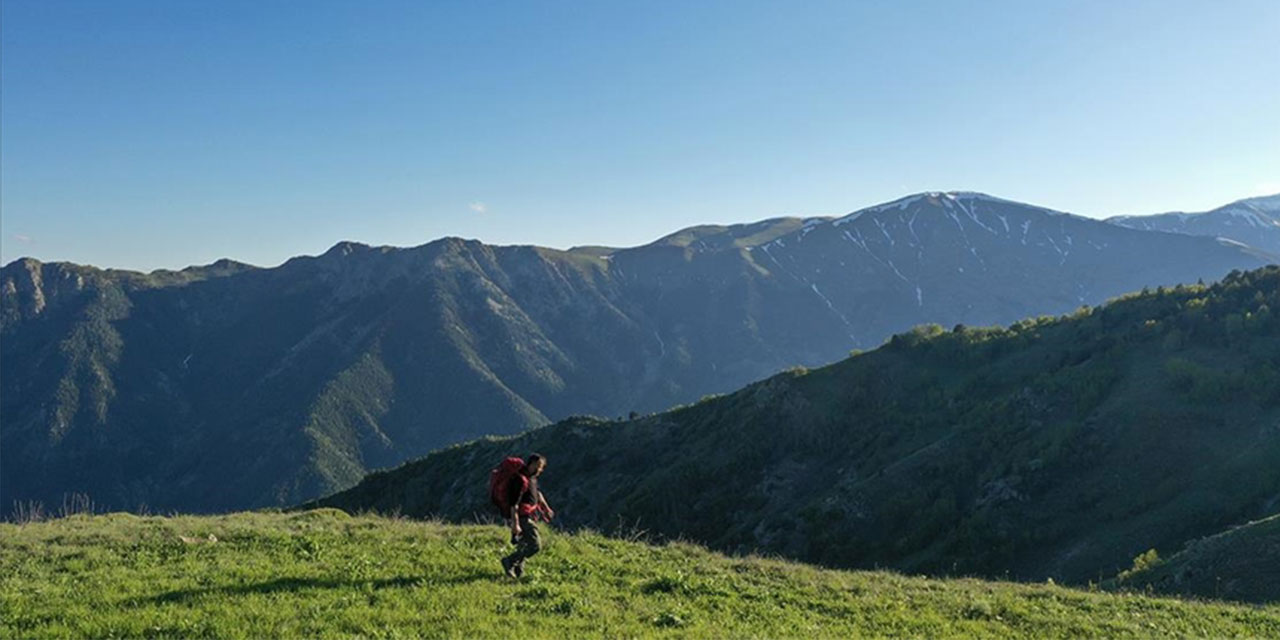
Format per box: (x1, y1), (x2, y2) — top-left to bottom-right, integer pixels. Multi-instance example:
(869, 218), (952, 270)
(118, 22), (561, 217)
(2, 510), (1278, 639)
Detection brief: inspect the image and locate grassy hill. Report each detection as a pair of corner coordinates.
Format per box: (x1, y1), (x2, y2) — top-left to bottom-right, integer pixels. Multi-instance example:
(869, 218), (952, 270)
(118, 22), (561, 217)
(1113, 513), (1280, 604)
(314, 266), (1280, 585)
(3, 511), (1279, 639)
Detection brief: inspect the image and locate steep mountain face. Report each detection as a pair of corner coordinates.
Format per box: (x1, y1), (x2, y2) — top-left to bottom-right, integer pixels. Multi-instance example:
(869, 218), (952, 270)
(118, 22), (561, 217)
(2, 193), (1274, 513)
(3, 241), (652, 512)
(314, 267), (1280, 585)
(1108, 194), (1280, 255)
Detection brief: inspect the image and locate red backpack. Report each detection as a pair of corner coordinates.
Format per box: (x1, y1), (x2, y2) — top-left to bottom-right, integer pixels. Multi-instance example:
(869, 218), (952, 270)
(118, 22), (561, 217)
(489, 457), (528, 516)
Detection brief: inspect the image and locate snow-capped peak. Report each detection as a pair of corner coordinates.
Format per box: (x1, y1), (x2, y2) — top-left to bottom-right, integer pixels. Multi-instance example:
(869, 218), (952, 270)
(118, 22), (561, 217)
(832, 191), (1073, 227)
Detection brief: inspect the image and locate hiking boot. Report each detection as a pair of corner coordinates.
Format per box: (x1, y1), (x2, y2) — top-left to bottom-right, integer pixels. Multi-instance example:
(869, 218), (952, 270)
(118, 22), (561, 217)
(501, 556), (518, 579)
(513, 561), (525, 579)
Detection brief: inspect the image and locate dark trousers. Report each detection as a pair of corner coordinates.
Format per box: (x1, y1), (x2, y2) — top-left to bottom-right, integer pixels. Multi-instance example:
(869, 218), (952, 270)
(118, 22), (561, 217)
(504, 515), (541, 567)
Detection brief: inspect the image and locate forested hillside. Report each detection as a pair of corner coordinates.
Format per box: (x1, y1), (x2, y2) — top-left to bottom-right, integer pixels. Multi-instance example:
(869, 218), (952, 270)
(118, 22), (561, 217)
(316, 266), (1280, 585)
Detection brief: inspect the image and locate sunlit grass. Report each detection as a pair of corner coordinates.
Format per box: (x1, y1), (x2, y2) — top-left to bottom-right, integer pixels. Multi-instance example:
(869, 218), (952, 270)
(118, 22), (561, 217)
(2, 510), (1277, 638)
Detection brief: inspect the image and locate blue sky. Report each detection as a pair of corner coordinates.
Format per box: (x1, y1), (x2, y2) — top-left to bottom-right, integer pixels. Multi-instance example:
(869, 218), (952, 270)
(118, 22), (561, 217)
(3, 1), (1278, 271)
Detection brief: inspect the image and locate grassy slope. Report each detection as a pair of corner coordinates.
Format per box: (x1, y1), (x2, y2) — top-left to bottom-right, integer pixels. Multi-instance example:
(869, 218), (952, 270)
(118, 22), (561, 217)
(1115, 513), (1280, 604)
(2, 511), (1279, 639)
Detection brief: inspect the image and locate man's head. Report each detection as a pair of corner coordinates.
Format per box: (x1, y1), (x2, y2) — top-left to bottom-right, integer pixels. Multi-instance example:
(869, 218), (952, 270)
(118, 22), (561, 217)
(524, 453), (546, 477)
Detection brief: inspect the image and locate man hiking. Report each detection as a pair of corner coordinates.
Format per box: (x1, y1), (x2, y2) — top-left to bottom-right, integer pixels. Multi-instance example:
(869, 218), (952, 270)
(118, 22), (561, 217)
(490, 453), (554, 579)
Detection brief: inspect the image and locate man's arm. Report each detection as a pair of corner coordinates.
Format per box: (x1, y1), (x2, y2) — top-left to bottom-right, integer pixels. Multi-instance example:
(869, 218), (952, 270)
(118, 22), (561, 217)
(510, 505), (521, 537)
(537, 493), (554, 520)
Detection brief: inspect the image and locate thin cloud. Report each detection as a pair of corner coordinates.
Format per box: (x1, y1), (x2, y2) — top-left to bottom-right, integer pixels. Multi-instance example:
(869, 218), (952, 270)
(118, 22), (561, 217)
(13, 234), (32, 243)
(469, 201), (487, 214)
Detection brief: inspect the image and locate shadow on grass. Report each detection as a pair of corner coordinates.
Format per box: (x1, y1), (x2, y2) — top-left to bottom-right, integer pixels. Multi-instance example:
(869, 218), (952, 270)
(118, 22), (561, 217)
(141, 570), (498, 606)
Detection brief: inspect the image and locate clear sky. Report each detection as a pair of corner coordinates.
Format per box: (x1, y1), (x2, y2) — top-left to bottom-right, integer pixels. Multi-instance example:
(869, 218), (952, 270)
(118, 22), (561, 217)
(3, 1), (1278, 271)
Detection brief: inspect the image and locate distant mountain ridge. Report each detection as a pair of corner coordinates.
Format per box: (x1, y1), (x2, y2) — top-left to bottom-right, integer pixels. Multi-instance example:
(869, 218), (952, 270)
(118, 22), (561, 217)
(1108, 193), (1280, 255)
(2, 191), (1276, 513)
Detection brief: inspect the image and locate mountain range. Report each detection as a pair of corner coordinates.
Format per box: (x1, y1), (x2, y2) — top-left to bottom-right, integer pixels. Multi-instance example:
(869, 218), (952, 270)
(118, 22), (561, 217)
(3, 191), (1277, 513)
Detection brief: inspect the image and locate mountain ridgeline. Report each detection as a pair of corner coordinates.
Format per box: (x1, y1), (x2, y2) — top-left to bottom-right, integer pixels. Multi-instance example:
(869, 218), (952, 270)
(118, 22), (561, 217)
(3, 192), (1276, 513)
(1109, 194), (1280, 256)
(314, 266), (1280, 590)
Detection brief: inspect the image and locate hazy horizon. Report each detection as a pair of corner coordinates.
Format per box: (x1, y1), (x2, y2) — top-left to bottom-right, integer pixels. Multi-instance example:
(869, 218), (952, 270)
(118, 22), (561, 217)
(5, 188), (1278, 273)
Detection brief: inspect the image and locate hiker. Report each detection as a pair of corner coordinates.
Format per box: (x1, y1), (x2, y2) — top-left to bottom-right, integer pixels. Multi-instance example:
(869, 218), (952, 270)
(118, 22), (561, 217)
(490, 453), (555, 579)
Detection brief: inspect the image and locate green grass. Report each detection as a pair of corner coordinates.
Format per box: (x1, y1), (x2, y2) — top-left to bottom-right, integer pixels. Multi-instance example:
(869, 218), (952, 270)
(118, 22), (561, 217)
(2, 510), (1278, 639)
